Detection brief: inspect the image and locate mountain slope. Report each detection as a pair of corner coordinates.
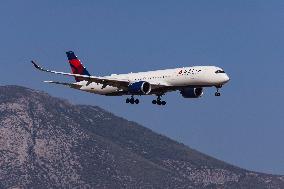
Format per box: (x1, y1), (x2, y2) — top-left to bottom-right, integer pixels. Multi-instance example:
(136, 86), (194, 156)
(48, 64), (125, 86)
(0, 85), (283, 189)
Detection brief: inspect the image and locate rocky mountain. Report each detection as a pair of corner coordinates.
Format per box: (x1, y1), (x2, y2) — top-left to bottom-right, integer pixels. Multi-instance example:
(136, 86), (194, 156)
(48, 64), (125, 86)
(0, 85), (283, 189)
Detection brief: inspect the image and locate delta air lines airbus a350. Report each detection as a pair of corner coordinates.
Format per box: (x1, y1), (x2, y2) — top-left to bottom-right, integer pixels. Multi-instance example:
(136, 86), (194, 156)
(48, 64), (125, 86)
(32, 51), (230, 105)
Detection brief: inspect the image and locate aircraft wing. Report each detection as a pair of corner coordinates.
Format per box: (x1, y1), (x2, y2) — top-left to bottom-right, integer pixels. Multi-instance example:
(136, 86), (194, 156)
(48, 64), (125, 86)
(32, 61), (130, 90)
(32, 60), (171, 93)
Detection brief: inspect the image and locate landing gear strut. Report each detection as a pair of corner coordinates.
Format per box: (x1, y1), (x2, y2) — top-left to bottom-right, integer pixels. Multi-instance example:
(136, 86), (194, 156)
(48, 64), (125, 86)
(152, 95), (166, 106)
(215, 85), (222, 96)
(126, 96), (139, 104)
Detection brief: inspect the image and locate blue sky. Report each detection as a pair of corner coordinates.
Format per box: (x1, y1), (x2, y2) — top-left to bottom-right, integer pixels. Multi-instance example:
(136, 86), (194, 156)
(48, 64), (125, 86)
(1, 1), (284, 174)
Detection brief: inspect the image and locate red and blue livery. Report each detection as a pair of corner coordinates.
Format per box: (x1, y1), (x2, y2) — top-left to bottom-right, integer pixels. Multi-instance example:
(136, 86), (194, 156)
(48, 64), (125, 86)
(66, 51), (90, 82)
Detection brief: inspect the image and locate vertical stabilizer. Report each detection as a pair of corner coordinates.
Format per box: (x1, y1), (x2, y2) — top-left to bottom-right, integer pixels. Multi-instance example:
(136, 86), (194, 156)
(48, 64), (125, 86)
(66, 51), (90, 82)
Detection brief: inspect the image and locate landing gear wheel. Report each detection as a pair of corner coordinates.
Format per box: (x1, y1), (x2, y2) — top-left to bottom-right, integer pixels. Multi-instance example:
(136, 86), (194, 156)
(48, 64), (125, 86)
(135, 99), (139, 104)
(215, 92), (221, 96)
(157, 100), (162, 105)
(126, 96), (140, 105)
(152, 95), (166, 106)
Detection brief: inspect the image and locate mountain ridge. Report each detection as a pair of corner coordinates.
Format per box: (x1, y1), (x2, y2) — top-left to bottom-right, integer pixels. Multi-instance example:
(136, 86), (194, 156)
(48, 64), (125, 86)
(0, 85), (283, 189)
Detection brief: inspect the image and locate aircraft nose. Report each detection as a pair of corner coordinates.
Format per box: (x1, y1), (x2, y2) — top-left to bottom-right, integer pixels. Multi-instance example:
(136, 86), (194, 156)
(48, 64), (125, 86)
(223, 74), (230, 83)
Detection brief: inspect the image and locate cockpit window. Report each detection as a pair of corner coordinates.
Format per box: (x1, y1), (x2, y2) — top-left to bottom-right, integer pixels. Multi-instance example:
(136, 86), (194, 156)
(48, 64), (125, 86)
(215, 70), (225, 74)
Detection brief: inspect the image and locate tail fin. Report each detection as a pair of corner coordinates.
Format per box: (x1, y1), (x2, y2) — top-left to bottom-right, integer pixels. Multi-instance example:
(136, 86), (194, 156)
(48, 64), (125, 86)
(66, 51), (91, 82)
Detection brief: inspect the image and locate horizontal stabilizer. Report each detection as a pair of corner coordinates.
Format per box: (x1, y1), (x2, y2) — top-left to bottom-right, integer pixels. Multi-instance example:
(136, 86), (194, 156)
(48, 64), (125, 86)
(44, 81), (82, 89)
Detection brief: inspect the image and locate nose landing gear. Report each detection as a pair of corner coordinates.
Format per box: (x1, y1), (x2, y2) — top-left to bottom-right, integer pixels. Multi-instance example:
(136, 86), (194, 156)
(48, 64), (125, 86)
(126, 96), (139, 104)
(215, 85), (222, 96)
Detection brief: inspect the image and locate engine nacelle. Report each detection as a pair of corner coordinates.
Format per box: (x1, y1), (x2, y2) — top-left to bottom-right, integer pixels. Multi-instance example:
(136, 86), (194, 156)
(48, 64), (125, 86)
(128, 81), (151, 95)
(180, 87), (203, 98)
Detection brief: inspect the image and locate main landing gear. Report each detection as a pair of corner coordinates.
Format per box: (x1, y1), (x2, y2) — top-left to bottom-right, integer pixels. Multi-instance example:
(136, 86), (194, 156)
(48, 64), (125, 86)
(152, 95), (166, 106)
(126, 96), (139, 104)
(215, 85), (222, 96)
(126, 95), (167, 105)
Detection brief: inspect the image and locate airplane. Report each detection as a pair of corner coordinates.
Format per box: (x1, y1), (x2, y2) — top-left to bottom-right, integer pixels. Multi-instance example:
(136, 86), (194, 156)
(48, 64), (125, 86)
(31, 51), (230, 106)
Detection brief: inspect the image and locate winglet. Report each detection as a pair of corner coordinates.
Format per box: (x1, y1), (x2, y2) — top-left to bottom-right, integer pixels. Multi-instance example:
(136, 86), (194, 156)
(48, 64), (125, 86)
(31, 60), (41, 70)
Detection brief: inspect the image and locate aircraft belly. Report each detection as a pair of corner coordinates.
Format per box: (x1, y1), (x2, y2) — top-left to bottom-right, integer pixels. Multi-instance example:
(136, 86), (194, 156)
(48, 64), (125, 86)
(80, 84), (121, 95)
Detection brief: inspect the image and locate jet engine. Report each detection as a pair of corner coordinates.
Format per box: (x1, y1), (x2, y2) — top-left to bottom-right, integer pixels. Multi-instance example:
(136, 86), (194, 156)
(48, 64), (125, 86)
(180, 87), (203, 98)
(128, 81), (151, 95)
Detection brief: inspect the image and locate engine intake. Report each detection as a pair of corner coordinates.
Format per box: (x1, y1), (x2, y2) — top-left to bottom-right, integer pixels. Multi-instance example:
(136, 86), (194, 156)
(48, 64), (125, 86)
(128, 81), (151, 95)
(180, 87), (203, 98)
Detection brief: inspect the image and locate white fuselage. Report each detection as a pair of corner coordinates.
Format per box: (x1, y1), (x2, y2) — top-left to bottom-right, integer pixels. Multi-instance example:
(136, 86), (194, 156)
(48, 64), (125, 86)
(77, 66), (230, 95)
